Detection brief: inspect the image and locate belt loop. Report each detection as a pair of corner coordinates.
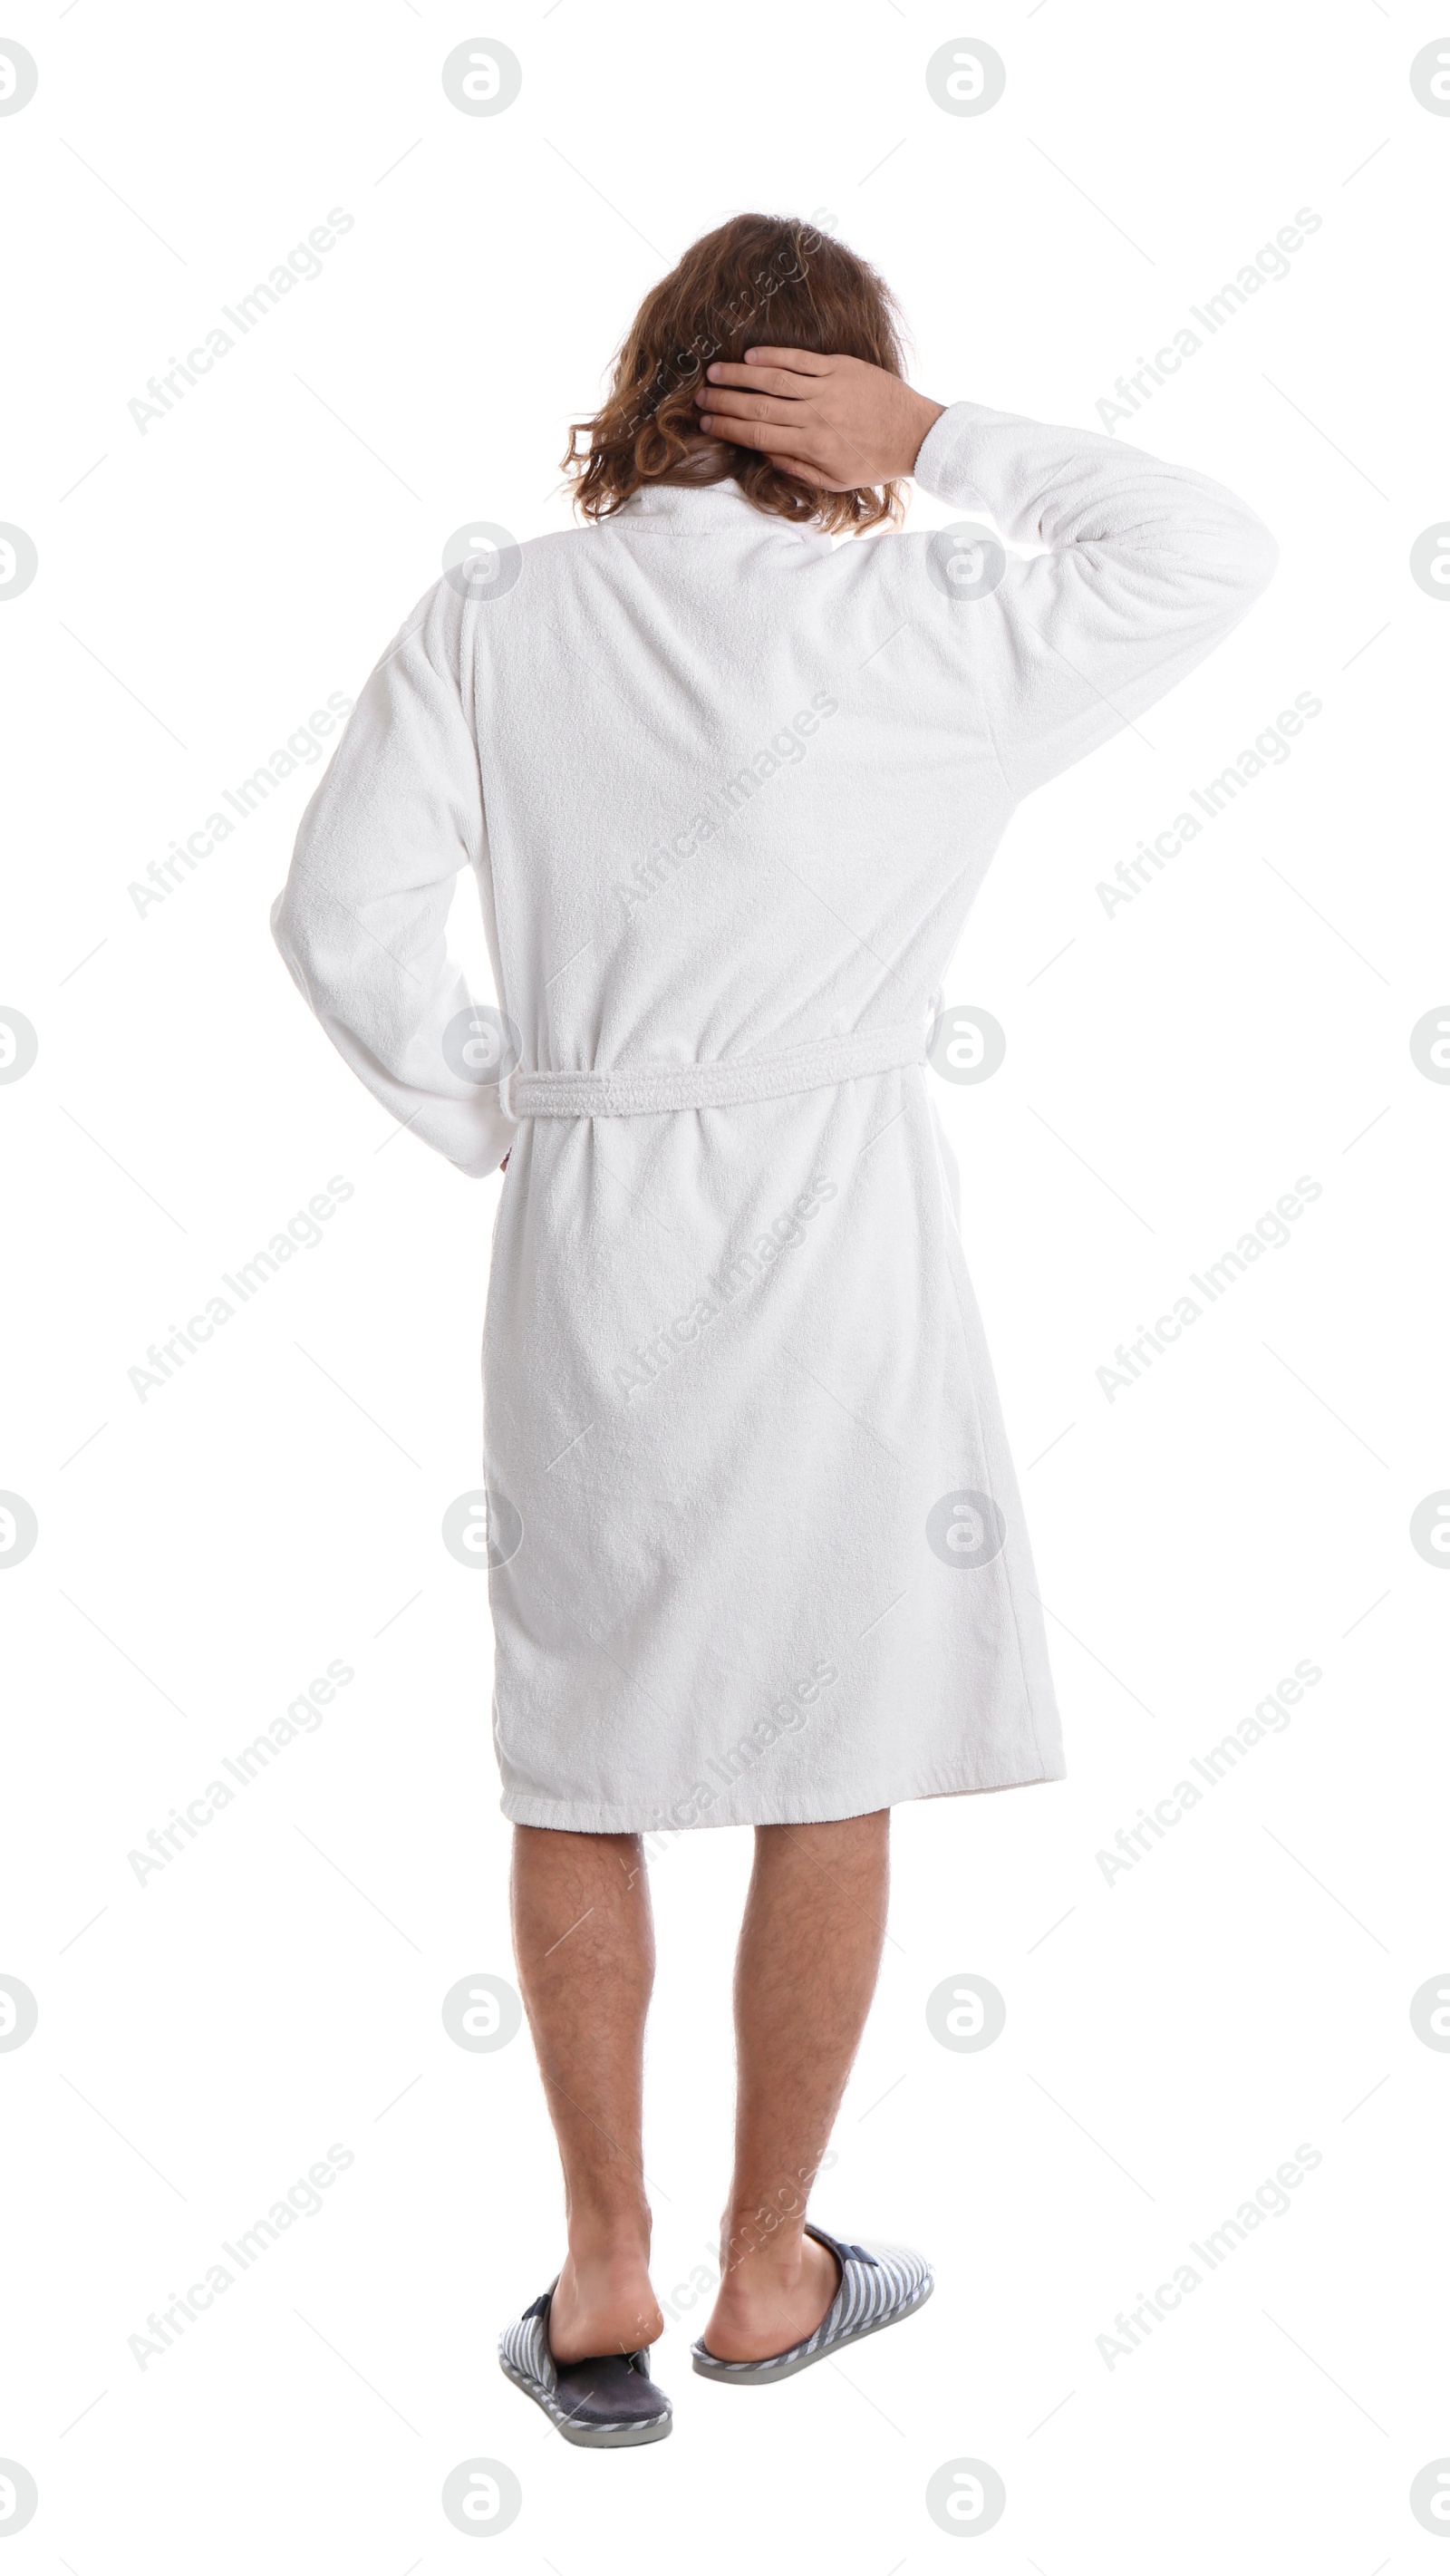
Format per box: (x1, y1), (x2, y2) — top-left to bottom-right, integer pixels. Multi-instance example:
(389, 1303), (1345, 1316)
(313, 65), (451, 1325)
(497, 1070), (515, 1121)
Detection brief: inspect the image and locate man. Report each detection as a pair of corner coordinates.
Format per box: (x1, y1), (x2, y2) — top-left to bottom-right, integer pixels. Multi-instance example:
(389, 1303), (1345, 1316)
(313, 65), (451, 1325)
(272, 214), (1275, 2444)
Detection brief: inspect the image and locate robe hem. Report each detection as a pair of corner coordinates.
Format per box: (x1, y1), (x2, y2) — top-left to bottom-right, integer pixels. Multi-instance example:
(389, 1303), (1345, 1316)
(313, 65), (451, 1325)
(498, 1762), (1067, 1834)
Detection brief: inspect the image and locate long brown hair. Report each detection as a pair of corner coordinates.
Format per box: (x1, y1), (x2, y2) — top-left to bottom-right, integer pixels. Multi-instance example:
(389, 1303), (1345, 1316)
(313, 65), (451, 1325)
(563, 214), (908, 537)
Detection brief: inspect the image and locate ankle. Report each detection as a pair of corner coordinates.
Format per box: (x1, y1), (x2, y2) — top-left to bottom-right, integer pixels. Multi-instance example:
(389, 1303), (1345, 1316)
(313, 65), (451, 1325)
(564, 2208), (653, 2273)
(717, 2216), (812, 2292)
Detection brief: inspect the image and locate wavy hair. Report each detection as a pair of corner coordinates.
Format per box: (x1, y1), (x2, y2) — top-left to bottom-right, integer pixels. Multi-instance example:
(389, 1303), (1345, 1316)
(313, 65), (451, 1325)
(562, 213), (908, 537)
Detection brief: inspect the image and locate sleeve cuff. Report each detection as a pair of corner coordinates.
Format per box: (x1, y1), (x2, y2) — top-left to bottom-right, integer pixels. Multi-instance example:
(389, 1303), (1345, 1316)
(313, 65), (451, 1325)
(911, 401), (1001, 518)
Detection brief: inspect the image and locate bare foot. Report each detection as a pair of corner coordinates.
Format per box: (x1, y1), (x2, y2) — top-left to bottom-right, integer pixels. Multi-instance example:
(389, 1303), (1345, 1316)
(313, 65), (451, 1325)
(701, 2231), (840, 2362)
(547, 2246), (664, 2364)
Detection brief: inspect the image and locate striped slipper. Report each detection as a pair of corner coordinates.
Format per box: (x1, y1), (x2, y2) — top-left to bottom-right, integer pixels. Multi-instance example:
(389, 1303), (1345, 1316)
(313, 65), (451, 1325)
(498, 2283), (672, 2448)
(691, 2223), (933, 2384)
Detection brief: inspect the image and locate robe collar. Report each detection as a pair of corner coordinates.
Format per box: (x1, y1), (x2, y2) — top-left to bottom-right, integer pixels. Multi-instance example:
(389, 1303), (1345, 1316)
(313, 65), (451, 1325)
(612, 480), (833, 544)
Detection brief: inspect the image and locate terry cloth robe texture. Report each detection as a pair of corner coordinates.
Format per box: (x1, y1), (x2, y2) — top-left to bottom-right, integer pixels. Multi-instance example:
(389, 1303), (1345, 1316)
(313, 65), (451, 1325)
(272, 399), (1276, 1832)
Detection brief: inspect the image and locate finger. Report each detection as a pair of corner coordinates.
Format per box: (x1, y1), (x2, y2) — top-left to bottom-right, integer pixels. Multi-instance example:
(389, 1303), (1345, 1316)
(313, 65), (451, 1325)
(691, 386), (807, 426)
(743, 346), (834, 374)
(696, 412), (826, 461)
(702, 362), (815, 400)
(698, 394), (878, 491)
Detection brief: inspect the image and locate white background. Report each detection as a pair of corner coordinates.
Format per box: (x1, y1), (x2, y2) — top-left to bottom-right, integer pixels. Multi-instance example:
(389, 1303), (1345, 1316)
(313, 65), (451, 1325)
(3, 2), (1447, 2567)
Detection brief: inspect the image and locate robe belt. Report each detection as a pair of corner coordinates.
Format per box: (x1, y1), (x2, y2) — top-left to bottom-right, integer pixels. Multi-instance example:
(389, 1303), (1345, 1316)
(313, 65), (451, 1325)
(497, 1023), (926, 1119)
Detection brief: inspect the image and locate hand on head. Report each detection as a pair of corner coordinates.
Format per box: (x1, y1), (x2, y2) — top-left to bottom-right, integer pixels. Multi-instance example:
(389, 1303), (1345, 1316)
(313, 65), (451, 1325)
(694, 350), (943, 492)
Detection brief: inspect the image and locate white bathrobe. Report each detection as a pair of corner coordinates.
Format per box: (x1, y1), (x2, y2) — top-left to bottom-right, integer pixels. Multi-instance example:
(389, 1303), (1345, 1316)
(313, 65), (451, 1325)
(272, 400), (1275, 1832)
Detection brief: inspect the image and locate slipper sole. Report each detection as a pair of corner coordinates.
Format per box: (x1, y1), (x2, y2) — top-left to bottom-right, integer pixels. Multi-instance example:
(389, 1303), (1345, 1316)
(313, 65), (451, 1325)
(691, 2272), (933, 2385)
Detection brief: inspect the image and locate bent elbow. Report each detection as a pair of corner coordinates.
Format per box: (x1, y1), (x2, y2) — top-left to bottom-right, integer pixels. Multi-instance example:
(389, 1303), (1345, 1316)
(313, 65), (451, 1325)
(270, 884), (308, 984)
(1180, 500), (1278, 634)
(1233, 508), (1280, 603)
(270, 881), (336, 1013)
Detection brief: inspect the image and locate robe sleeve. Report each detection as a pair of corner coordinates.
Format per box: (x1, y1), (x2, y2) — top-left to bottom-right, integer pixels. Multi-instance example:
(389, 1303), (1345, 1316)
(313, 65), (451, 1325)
(911, 399), (1279, 799)
(270, 574), (516, 1177)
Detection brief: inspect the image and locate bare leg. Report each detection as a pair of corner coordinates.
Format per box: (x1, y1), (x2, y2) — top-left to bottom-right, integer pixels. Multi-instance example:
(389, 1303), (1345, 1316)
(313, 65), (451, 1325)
(509, 1825), (664, 2363)
(701, 1810), (891, 2362)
